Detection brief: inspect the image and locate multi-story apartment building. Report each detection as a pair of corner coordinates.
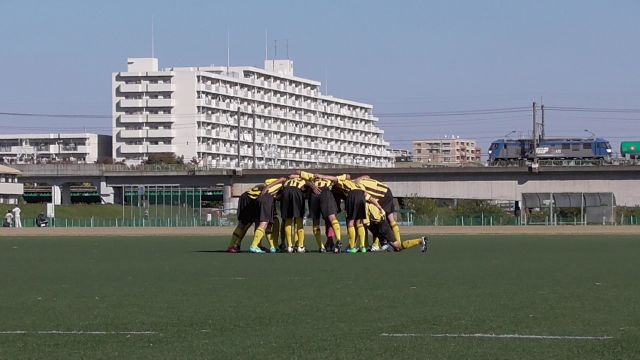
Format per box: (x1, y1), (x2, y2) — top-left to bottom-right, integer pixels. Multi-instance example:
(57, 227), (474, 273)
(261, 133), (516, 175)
(0, 165), (22, 205)
(0, 133), (112, 164)
(412, 138), (481, 165)
(112, 58), (393, 167)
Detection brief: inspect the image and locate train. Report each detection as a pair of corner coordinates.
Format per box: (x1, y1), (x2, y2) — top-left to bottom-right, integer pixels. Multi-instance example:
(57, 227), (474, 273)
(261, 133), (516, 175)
(488, 137), (612, 165)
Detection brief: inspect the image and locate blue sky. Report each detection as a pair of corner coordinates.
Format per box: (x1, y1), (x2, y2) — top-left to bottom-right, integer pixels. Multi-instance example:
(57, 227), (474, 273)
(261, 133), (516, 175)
(1, 0), (639, 154)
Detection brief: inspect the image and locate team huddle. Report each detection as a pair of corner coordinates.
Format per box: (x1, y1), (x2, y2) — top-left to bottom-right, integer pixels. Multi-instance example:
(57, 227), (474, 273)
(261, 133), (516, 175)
(227, 171), (429, 254)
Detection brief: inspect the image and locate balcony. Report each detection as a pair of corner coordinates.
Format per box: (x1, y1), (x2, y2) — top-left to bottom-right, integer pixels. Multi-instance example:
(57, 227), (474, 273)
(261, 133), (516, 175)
(60, 145), (89, 153)
(147, 83), (175, 92)
(120, 129), (145, 138)
(119, 84), (144, 93)
(119, 99), (145, 108)
(119, 114), (147, 123)
(146, 98), (175, 107)
(147, 144), (174, 153)
(147, 129), (175, 138)
(119, 144), (145, 153)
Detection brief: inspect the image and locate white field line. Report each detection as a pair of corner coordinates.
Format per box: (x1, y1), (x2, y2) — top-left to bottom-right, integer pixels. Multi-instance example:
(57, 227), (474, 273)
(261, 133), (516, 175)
(381, 333), (613, 340)
(0, 330), (157, 335)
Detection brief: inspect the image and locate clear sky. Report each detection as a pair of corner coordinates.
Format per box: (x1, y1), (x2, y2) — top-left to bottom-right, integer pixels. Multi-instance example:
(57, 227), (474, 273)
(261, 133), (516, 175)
(1, 0), (639, 155)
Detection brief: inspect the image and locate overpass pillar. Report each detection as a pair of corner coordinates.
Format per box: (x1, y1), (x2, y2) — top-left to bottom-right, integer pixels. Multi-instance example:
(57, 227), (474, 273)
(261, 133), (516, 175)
(223, 185), (234, 213)
(52, 185), (61, 205)
(95, 178), (114, 204)
(61, 183), (72, 205)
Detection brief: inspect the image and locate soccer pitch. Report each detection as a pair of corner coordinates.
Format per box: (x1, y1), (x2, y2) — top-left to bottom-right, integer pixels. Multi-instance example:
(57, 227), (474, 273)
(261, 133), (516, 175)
(1, 234), (639, 359)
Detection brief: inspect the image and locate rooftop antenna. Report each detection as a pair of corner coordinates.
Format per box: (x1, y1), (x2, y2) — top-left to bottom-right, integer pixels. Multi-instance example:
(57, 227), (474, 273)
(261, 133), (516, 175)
(151, 15), (155, 58)
(273, 40), (277, 70)
(286, 39), (289, 59)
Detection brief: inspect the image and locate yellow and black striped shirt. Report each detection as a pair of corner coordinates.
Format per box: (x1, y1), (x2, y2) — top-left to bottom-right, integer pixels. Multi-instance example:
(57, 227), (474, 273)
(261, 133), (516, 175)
(246, 178), (282, 198)
(313, 178), (333, 189)
(358, 178), (390, 199)
(284, 177), (306, 189)
(334, 174), (370, 200)
(366, 203), (385, 224)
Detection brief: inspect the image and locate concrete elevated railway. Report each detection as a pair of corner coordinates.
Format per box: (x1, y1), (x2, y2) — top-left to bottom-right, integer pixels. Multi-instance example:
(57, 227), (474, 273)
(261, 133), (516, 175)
(11, 164), (640, 208)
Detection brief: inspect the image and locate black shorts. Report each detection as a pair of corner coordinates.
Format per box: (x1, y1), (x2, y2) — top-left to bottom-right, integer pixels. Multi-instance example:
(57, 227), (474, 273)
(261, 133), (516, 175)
(368, 220), (396, 245)
(308, 188), (338, 220)
(280, 186), (305, 218)
(345, 189), (367, 221)
(257, 193), (276, 223)
(237, 192), (257, 224)
(379, 190), (397, 214)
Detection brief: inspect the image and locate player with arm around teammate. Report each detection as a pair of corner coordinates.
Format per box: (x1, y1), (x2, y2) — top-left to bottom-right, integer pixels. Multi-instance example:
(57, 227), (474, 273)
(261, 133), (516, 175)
(315, 173), (385, 253)
(299, 171), (343, 253)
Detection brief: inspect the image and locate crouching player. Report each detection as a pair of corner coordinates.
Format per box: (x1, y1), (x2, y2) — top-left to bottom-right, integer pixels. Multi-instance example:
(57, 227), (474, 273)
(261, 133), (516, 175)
(355, 175), (400, 251)
(365, 203), (429, 253)
(227, 180), (271, 252)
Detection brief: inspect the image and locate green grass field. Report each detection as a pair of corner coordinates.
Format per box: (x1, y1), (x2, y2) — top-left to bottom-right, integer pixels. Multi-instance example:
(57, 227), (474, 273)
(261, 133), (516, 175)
(1, 234), (639, 359)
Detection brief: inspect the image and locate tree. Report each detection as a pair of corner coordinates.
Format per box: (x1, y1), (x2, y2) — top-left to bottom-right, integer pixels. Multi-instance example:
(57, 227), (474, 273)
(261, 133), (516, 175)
(145, 153), (181, 164)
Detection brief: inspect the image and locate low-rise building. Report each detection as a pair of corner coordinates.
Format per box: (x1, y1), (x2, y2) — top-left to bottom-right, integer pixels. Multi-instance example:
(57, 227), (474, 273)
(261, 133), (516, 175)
(0, 165), (23, 205)
(412, 138), (481, 165)
(0, 133), (112, 164)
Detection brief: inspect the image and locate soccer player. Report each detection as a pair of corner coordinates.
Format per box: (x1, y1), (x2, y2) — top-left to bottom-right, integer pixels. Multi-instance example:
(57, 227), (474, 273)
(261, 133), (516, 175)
(279, 173), (311, 253)
(228, 178), (284, 253)
(365, 203), (429, 253)
(247, 177), (286, 253)
(300, 171), (342, 253)
(315, 173), (385, 253)
(354, 176), (400, 250)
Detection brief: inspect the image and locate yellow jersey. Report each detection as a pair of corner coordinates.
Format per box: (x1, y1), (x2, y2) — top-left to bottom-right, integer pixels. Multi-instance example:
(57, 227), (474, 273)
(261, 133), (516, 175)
(358, 178), (390, 199)
(283, 177), (306, 189)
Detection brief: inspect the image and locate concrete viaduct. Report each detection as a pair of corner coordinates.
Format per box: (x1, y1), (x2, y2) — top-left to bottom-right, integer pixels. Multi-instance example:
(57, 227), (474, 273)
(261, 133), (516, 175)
(12, 164), (640, 209)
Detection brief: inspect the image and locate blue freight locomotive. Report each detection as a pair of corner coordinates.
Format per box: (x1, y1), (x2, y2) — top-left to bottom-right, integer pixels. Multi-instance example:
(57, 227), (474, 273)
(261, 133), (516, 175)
(488, 137), (612, 165)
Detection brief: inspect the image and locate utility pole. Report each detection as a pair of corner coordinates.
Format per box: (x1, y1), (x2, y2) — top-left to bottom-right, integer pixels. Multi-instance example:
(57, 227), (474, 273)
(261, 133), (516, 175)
(252, 110), (256, 169)
(236, 106), (241, 168)
(532, 101), (537, 152)
(541, 103), (545, 140)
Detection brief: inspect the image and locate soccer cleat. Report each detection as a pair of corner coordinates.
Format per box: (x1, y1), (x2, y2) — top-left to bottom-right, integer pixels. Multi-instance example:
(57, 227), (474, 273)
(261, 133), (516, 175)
(421, 236), (430, 253)
(297, 246), (306, 253)
(346, 248), (358, 254)
(287, 246), (294, 253)
(259, 245), (270, 253)
(360, 247), (367, 253)
(226, 246), (239, 253)
(319, 247), (327, 253)
(269, 247), (277, 253)
(370, 245), (381, 252)
(249, 246), (265, 254)
(334, 241), (342, 254)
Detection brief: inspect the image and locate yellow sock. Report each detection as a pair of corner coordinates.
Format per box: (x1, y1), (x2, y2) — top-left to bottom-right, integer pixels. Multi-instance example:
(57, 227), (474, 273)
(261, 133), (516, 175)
(313, 225), (323, 249)
(284, 219), (293, 248)
(348, 226), (356, 249)
(251, 228), (265, 248)
(271, 218), (280, 248)
(373, 238), (380, 248)
(296, 218), (305, 248)
(401, 239), (422, 250)
(391, 222), (401, 242)
(357, 224), (366, 248)
(330, 219), (341, 241)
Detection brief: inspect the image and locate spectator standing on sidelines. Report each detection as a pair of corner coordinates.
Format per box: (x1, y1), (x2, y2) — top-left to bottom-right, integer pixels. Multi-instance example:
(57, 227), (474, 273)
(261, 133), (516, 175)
(12, 205), (22, 228)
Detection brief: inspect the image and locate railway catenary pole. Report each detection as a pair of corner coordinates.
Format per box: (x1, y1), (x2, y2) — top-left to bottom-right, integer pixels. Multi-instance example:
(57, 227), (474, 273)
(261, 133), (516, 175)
(532, 101), (537, 159)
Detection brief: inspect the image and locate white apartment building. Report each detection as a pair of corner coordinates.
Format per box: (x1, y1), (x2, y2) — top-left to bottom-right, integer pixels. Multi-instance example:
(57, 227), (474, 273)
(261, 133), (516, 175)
(0, 133), (112, 164)
(112, 58), (393, 167)
(0, 165), (23, 205)
(412, 138), (481, 165)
